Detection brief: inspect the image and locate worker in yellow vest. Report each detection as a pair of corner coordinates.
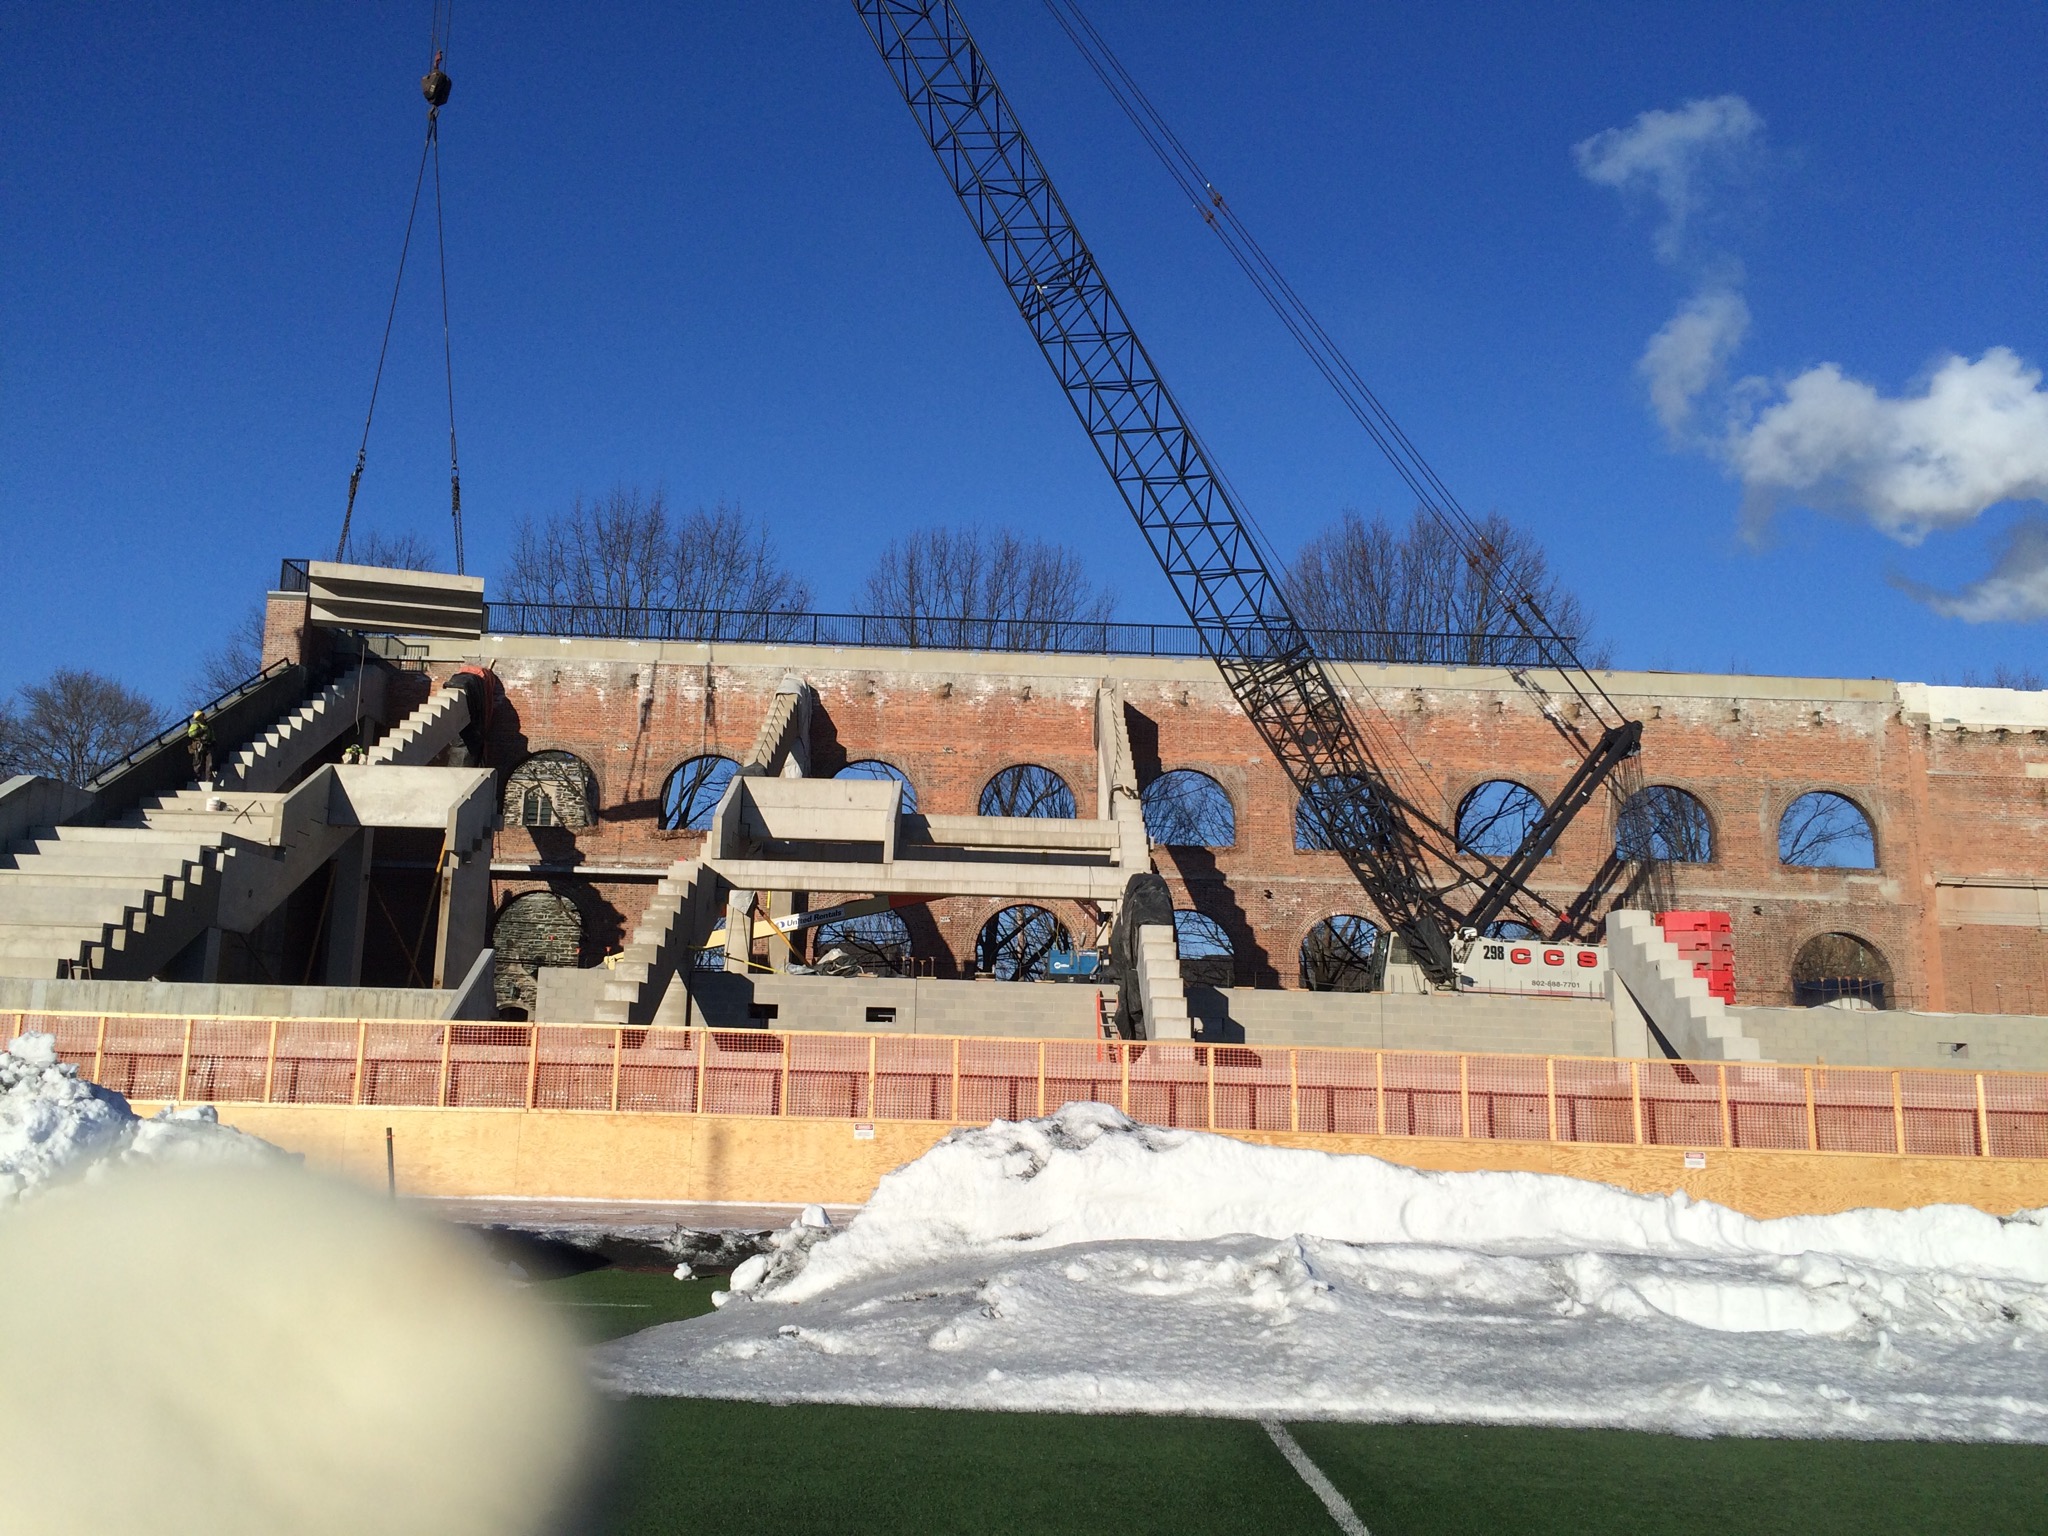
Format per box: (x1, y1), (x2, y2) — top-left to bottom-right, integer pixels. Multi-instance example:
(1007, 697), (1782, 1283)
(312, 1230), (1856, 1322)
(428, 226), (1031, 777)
(186, 712), (215, 785)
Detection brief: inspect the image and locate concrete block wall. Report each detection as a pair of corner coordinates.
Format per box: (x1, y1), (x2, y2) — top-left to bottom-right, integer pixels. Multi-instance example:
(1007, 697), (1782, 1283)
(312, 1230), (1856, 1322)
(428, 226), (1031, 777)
(1732, 1005), (2048, 1072)
(535, 962), (1612, 1055)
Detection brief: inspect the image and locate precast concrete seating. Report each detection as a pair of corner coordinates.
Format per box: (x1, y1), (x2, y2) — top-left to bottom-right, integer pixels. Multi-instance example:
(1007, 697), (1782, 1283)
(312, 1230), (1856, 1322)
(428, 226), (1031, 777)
(220, 665), (384, 791)
(596, 859), (722, 1026)
(367, 684), (470, 767)
(1133, 923), (1192, 1039)
(1606, 909), (1764, 1061)
(0, 797), (249, 978)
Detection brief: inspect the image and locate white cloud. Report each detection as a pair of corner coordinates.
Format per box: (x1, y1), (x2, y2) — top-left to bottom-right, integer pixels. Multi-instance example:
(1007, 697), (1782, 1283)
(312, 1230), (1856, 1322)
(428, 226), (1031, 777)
(1638, 287), (1750, 434)
(1905, 517), (2048, 623)
(1726, 348), (2048, 543)
(1574, 95), (1763, 263)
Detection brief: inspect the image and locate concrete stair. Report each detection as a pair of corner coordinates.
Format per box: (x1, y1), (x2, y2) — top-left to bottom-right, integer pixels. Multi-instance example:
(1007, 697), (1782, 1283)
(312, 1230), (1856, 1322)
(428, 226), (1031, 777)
(1606, 909), (1763, 1061)
(1134, 923), (1191, 1040)
(368, 685), (469, 767)
(0, 809), (240, 979)
(221, 666), (381, 791)
(596, 859), (722, 1026)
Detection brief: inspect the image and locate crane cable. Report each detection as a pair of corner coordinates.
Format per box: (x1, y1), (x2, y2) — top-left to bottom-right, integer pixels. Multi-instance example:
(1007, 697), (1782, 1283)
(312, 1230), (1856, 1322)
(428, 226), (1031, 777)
(336, 0), (465, 573)
(1041, 0), (1618, 725)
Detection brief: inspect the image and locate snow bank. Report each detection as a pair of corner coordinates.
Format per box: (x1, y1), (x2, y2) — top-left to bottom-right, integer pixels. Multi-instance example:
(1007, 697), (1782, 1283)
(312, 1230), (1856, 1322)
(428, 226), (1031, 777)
(0, 1033), (282, 1205)
(595, 1104), (2048, 1439)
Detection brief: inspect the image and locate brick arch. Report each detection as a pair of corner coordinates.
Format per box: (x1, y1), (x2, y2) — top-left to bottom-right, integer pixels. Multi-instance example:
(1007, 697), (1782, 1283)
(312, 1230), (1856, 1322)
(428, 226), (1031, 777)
(1613, 782), (1719, 864)
(1773, 786), (1881, 869)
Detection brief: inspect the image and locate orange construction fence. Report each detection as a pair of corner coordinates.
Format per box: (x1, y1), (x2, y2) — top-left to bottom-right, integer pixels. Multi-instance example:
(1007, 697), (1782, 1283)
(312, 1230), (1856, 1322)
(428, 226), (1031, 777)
(9, 1010), (2047, 1161)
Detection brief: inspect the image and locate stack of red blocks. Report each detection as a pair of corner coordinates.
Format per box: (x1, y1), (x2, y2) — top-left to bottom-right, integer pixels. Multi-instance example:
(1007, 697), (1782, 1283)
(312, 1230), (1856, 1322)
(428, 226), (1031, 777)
(1655, 910), (1735, 1004)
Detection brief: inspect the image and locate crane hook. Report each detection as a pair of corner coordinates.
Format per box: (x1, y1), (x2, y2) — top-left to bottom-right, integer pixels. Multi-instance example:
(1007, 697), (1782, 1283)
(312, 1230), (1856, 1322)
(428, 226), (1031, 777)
(422, 50), (451, 111)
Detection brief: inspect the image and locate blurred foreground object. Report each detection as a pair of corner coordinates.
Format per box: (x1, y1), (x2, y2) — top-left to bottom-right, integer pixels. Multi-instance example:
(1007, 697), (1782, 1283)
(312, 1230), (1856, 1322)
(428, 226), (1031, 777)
(0, 1163), (597, 1536)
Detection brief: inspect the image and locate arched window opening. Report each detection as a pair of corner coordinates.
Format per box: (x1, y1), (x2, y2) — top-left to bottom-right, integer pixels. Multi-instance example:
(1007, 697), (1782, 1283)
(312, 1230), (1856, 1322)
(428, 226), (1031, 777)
(1779, 792), (1877, 869)
(1300, 915), (1385, 992)
(1793, 933), (1892, 1010)
(1174, 911), (1234, 988)
(836, 759), (917, 814)
(1457, 780), (1545, 859)
(1615, 785), (1714, 863)
(661, 754), (739, 831)
(504, 752), (597, 831)
(976, 904), (1073, 981)
(491, 891), (584, 1019)
(980, 765), (1077, 819)
(1141, 770), (1235, 847)
(1295, 774), (1389, 853)
(813, 909), (913, 976)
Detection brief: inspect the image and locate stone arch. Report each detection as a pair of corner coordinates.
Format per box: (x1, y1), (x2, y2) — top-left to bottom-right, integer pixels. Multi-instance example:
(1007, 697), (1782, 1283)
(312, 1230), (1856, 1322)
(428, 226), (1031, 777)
(979, 764), (1077, 819)
(1299, 914), (1385, 992)
(503, 751), (597, 831)
(835, 758), (917, 814)
(660, 754), (739, 832)
(975, 903), (1074, 980)
(1779, 791), (1877, 869)
(1456, 779), (1545, 859)
(1792, 932), (1893, 1009)
(1615, 784), (1714, 863)
(491, 889), (585, 1018)
(1141, 769), (1236, 848)
(1174, 910), (1234, 988)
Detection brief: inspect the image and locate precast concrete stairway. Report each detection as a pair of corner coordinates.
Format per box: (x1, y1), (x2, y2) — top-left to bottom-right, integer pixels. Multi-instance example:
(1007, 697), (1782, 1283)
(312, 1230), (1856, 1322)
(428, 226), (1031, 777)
(0, 801), (246, 979)
(221, 666), (384, 791)
(595, 859), (722, 1025)
(367, 684), (470, 767)
(1133, 923), (1192, 1039)
(1606, 910), (1764, 1061)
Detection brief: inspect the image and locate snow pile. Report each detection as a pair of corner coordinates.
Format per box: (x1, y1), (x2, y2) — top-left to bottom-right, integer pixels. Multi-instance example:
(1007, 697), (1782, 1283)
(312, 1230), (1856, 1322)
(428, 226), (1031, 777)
(0, 1032), (282, 1206)
(595, 1103), (2048, 1440)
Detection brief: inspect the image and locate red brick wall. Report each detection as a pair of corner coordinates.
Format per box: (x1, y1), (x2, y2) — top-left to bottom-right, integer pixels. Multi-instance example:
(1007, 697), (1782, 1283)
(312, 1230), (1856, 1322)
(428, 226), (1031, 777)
(418, 648), (2047, 1012)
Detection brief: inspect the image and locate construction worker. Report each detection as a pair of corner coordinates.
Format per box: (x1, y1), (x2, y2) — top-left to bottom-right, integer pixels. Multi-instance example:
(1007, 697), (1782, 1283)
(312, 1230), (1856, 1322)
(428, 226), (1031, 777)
(341, 743), (367, 764)
(186, 711), (214, 784)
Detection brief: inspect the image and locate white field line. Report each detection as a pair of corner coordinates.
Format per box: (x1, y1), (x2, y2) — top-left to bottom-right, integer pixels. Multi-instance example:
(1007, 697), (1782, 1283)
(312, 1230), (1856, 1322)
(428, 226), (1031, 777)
(1261, 1421), (1370, 1536)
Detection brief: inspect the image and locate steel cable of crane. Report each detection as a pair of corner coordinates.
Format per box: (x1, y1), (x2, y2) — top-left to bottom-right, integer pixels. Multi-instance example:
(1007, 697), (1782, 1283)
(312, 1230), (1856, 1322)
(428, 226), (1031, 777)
(1041, 0), (1619, 724)
(335, 128), (433, 565)
(336, 0), (465, 573)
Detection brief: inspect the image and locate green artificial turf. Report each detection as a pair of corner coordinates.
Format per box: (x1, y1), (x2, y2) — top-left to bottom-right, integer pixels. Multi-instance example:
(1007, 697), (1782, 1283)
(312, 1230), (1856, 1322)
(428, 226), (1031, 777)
(537, 1266), (722, 1343)
(543, 1267), (2048, 1535)
(1288, 1420), (2048, 1536)
(593, 1400), (1338, 1535)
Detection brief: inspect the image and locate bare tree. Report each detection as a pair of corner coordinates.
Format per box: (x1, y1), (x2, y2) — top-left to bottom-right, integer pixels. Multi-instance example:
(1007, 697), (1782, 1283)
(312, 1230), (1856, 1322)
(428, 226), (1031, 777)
(1284, 507), (1607, 666)
(1139, 769), (1235, 847)
(499, 489), (809, 638)
(6, 669), (164, 786)
(343, 529), (438, 571)
(1778, 791), (1876, 869)
(857, 526), (1113, 649)
(188, 605), (268, 708)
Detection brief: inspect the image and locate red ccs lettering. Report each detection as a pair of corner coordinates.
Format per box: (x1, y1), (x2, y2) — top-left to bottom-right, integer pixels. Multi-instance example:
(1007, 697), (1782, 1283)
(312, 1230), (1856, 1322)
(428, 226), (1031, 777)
(1576, 950), (1600, 968)
(1509, 948), (1532, 965)
(1543, 949), (1564, 966)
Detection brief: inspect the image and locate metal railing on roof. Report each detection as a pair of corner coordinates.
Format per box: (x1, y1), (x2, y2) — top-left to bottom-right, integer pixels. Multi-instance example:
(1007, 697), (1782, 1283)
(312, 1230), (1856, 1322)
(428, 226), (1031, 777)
(482, 602), (1559, 666)
(279, 558), (1567, 664)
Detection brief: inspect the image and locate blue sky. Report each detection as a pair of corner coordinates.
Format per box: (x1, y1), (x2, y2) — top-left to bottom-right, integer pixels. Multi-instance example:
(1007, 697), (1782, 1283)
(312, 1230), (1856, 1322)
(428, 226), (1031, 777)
(4, 2), (2044, 705)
